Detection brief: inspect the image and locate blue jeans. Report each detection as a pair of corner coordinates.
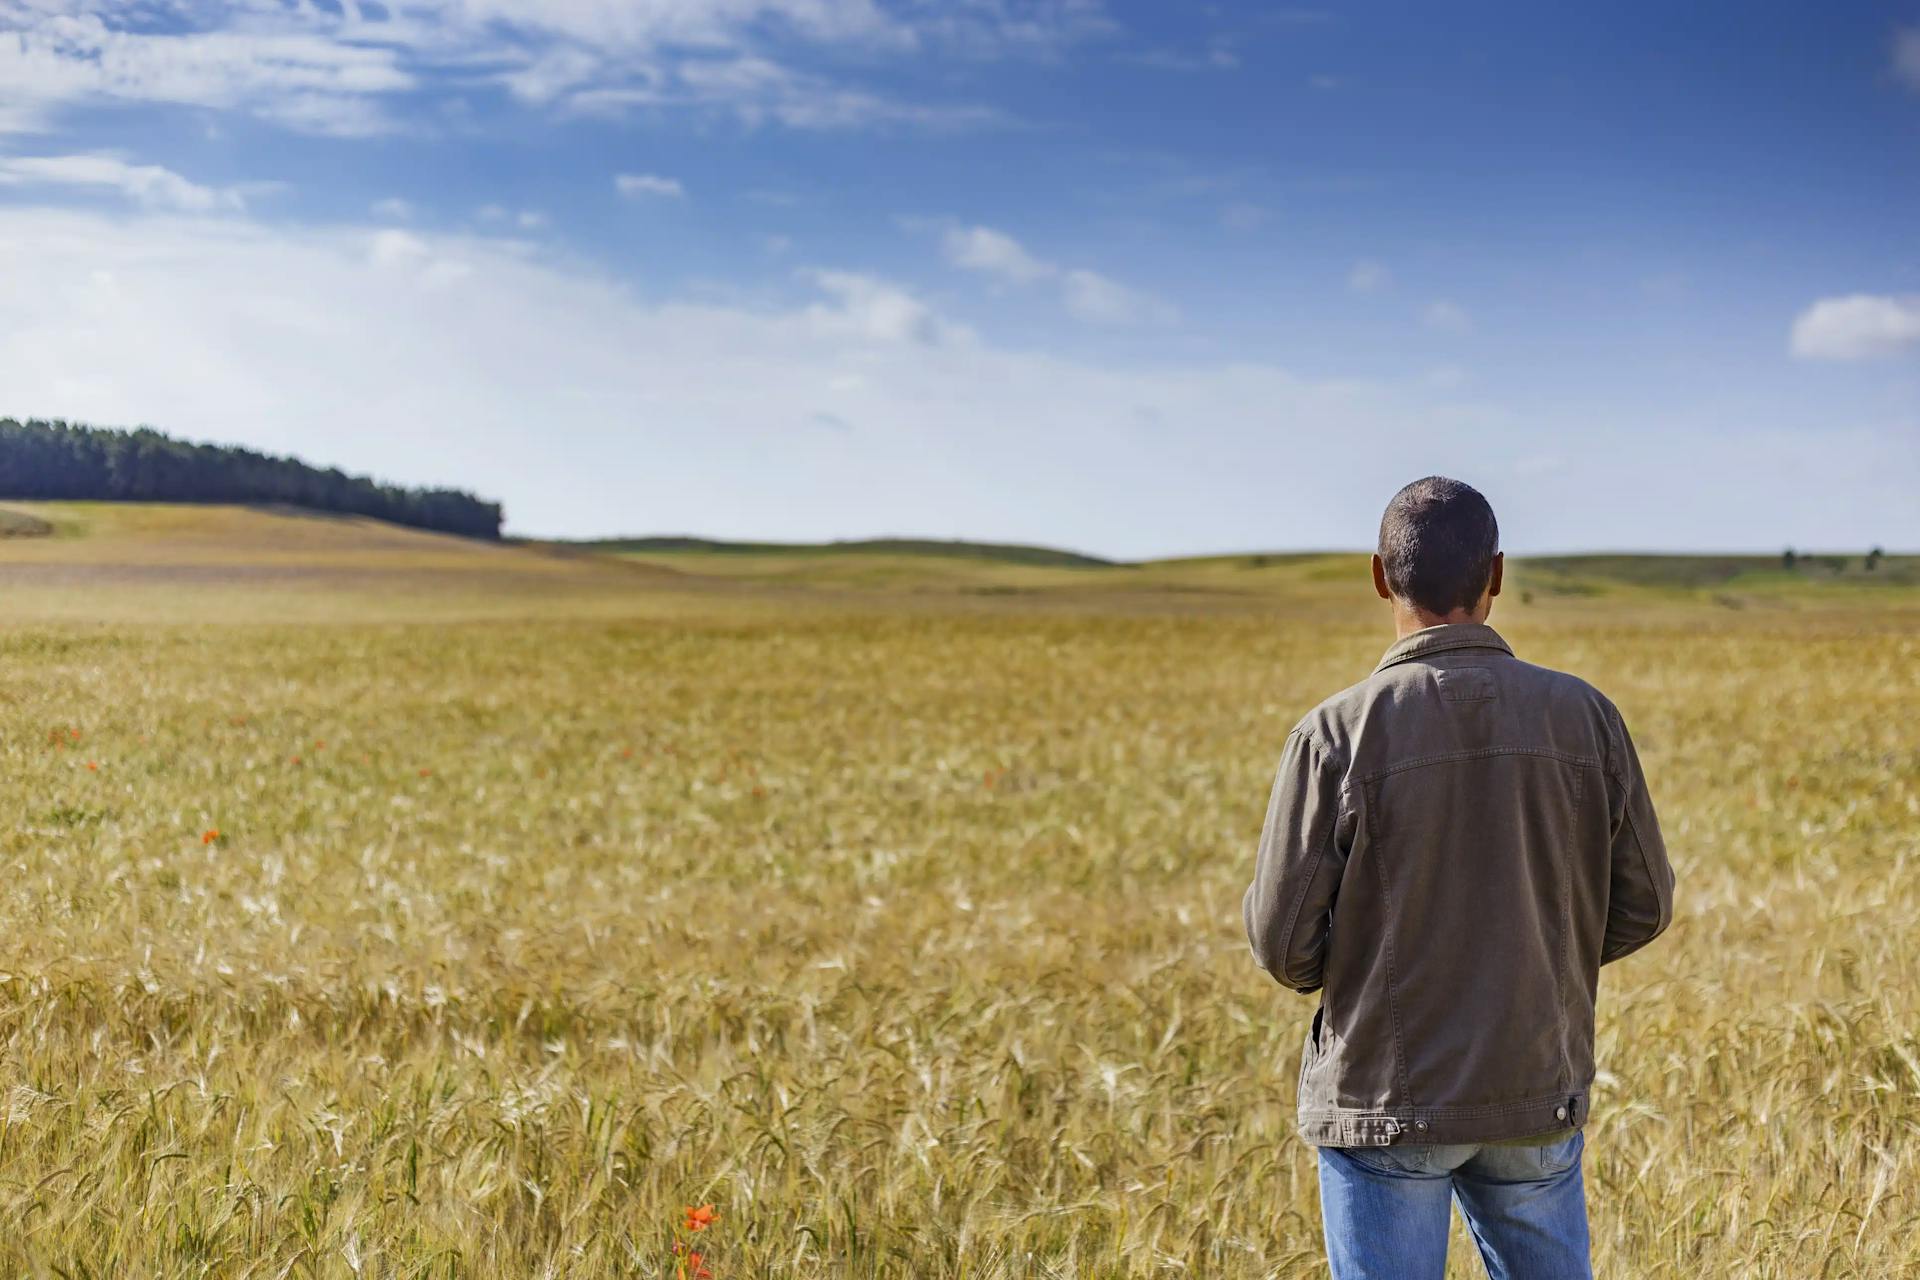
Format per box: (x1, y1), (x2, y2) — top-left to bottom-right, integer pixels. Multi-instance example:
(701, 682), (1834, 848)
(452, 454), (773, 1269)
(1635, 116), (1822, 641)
(1318, 1132), (1592, 1279)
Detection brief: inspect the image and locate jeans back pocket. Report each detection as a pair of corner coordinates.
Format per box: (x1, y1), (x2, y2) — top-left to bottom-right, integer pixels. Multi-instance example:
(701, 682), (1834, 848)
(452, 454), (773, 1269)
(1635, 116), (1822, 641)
(1538, 1131), (1584, 1176)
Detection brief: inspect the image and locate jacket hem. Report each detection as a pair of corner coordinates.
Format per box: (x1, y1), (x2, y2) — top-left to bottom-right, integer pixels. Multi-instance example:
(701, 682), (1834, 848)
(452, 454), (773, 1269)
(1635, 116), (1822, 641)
(1299, 1089), (1588, 1147)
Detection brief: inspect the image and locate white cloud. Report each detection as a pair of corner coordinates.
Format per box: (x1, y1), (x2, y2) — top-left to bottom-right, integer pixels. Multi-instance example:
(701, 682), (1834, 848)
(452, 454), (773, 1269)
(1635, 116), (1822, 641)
(939, 222), (1175, 325)
(1347, 259), (1391, 293)
(0, 1), (1069, 137)
(574, 55), (1001, 130)
(253, 92), (400, 138)
(801, 269), (958, 345)
(1789, 294), (1920, 361)
(0, 153), (247, 211)
(368, 228), (432, 268)
(428, 0), (912, 53)
(371, 197), (415, 221)
(1122, 42), (1239, 72)
(942, 224), (1053, 283)
(0, 12), (413, 136)
(615, 173), (686, 199)
(1896, 27), (1920, 92)
(1423, 300), (1473, 335)
(1061, 268), (1177, 326)
(477, 204), (550, 229)
(500, 47), (605, 106)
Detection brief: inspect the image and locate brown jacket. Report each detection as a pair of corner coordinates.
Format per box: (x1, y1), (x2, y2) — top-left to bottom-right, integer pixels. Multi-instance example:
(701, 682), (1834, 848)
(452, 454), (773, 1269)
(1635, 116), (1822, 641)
(1243, 623), (1675, 1146)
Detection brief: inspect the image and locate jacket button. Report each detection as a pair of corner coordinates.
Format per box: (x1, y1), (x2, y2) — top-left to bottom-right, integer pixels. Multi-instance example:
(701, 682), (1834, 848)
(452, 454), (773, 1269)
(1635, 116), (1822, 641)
(1554, 1106), (1567, 1121)
(1414, 1120), (1428, 1132)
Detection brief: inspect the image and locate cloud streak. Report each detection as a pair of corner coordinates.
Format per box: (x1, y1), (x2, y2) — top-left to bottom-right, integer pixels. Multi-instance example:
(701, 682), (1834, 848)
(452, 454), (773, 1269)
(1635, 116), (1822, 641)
(615, 173), (686, 199)
(0, 10), (412, 135)
(0, 153), (255, 211)
(1790, 294), (1920, 361)
(940, 222), (1176, 325)
(0, 0), (1088, 137)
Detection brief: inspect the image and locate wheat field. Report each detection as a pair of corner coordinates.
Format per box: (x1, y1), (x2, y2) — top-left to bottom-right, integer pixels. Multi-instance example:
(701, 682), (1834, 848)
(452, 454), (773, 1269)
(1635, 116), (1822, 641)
(0, 504), (1912, 1278)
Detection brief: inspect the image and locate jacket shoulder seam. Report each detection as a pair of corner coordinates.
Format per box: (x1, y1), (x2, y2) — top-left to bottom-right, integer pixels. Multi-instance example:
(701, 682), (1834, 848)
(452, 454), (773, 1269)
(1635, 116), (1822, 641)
(1292, 720), (1351, 773)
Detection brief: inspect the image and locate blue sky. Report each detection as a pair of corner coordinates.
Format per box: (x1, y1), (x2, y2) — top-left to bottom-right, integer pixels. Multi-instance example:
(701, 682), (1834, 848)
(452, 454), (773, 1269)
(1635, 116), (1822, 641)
(0, 1), (1916, 554)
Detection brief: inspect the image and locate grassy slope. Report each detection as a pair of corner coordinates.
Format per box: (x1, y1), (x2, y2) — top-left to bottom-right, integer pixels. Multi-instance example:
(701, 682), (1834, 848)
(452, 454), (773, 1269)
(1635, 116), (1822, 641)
(0, 501), (693, 622)
(599, 536), (1916, 607)
(572, 535), (1115, 568)
(0, 501), (1912, 624)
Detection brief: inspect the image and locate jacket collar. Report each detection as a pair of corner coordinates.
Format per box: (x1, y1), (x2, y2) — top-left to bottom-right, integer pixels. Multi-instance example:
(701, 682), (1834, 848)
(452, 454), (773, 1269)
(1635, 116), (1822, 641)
(1374, 622), (1514, 674)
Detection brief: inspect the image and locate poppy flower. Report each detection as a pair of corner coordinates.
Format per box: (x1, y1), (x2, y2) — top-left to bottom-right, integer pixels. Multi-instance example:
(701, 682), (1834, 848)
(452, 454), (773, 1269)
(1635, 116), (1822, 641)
(683, 1204), (718, 1232)
(202, 830), (220, 845)
(85, 761), (98, 772)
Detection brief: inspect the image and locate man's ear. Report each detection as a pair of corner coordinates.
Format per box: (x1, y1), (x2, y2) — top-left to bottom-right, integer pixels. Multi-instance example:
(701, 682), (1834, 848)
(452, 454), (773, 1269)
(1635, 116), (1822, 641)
(1371, 553), (1392, 601)
(1487, 552), (1504, 599)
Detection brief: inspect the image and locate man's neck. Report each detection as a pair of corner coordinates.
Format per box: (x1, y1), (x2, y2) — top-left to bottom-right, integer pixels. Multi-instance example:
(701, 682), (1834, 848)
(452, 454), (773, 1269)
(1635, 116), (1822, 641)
(1392, 604), (1487, 640)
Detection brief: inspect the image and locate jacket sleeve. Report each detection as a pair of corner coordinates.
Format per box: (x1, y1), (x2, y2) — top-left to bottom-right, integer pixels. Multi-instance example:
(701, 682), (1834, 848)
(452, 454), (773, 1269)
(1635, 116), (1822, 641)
(1243, 727), (1349, 993)
(1600, 709), (1676, 965)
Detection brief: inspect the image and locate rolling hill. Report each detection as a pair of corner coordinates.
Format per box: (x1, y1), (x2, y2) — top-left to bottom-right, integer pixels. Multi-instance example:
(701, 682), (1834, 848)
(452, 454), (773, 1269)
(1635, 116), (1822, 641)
(0, 501), (1909, 624)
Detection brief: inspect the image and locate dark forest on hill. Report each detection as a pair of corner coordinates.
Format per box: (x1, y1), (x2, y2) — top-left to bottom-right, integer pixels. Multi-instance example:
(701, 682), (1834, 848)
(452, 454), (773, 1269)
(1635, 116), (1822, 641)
(0, 419), (502, 539)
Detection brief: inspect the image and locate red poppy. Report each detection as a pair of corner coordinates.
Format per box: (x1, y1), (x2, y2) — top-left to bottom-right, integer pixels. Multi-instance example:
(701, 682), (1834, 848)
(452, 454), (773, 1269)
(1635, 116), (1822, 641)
(202, 830), (220, 845)
(85, 761), (98, 771)
(683, 1204), (718, 1232)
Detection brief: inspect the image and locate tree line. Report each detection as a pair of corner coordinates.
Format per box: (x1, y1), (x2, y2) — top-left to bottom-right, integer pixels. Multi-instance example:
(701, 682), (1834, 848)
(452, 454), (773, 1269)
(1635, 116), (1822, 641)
(1783, 546), (1887, 573)
(0, 419), (502, 540)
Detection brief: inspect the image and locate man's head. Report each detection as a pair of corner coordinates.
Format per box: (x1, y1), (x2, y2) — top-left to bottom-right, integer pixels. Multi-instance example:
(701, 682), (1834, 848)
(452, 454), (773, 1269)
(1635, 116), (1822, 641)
(1372, 476), (1503, 625)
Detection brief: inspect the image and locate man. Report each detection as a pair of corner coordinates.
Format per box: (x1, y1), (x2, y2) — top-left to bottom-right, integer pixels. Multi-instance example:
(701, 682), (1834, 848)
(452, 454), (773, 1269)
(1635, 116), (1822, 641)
(1242, 477), (1675, 1279)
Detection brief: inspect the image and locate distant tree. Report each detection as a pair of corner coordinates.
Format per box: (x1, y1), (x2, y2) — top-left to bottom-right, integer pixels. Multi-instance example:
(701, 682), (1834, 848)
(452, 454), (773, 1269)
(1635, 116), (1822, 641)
(1782, 547), (1797, 570)
(0, 419), (503, 539)
(1866, 546), (1883, 572)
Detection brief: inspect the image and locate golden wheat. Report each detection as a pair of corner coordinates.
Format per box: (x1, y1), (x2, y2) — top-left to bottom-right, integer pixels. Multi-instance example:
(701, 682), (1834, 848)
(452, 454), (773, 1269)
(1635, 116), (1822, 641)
(0, 517), (1912, 1277)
